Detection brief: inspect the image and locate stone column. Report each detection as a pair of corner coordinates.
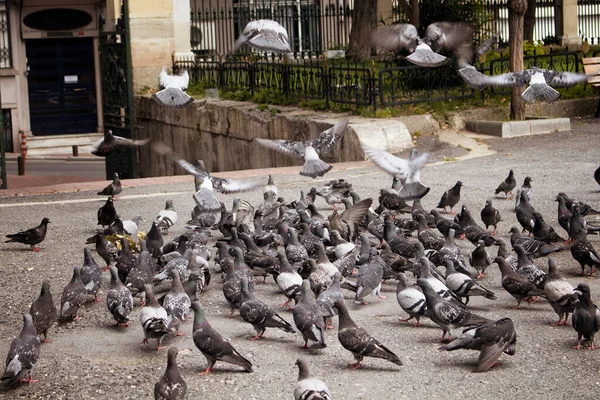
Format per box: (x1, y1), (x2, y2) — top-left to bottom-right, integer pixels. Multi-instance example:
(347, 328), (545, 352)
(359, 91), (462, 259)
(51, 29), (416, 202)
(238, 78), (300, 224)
(173, 0), (195, 62)
(556, 0), (581, 47)
(377, 0), (394, 25)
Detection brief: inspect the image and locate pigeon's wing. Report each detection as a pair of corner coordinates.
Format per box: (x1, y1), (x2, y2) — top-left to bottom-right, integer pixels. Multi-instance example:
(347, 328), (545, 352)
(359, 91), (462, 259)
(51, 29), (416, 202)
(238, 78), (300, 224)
(235, 20), (291, 53)
(90, 137), (105, 153)
(176, 159), (209, 179)
(210, 176), (260, 194)
(543, 71), (589, 88)
(112, 135), (151, 148)
(313, 118), (349, 154)
(254, 138), (307, 158)
(371, 23), (419, 52)
(152, 87), (193, 108)
(361, 144), (411, 180)
(474, 318), (516, 372)
(460, 68), (526, 89)
(424, 22), (474, 52)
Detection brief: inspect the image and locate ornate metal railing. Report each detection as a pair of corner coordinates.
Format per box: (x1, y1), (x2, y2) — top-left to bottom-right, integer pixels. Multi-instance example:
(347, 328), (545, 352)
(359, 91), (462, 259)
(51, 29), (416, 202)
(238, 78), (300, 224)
(0, 1), (12, 69)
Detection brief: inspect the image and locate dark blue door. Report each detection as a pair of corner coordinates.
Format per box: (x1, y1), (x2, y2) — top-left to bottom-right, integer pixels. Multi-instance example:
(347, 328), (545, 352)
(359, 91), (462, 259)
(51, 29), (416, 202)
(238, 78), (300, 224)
(26, 38), (97, 136)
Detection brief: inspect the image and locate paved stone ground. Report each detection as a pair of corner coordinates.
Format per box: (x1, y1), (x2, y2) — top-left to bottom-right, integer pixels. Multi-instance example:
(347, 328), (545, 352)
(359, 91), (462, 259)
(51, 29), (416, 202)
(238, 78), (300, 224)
(0, 120), (599, 399)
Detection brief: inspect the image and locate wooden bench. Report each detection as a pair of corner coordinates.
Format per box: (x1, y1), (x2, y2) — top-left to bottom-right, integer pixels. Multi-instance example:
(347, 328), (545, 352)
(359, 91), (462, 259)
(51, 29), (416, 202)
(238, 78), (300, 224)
(582, 57), (600, 117)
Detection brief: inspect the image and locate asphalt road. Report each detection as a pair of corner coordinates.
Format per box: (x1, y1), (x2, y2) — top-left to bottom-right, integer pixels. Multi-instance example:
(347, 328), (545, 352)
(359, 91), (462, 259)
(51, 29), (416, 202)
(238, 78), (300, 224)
(0, 119), (599, 399)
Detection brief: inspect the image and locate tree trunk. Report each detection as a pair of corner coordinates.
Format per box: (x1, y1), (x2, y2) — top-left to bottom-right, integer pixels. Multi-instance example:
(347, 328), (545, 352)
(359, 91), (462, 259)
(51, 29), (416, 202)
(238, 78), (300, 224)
(523, 0), (536, 42)
(347, 0), (377, 62)
(508, 0), (528, 121)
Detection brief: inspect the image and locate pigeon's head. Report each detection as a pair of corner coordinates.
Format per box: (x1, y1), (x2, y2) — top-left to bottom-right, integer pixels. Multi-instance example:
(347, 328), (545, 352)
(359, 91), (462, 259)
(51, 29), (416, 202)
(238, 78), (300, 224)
(508, 226), (520, 235)
(574, 282), (591, 299)
(41, 217), (51, 225)
(509, 169), (514, 175)
(484, 200), (492, 207)
(41, 280), (51, 295)
(477, 239), (485, 247)
(524, 177), (533, 184)
(456, 181), (464, 187)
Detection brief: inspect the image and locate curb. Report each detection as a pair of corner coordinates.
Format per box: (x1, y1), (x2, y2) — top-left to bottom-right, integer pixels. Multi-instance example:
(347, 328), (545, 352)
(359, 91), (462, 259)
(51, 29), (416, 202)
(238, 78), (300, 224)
(5, 155), (101, 162)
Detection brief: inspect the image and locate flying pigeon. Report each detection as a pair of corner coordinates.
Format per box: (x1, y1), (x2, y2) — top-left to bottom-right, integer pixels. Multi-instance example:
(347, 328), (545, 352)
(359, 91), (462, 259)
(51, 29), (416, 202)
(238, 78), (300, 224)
(5, 217), (50, 252)
(294, 358), (332, 400)
(91, 130), (150, 157)
(98, 172), (122, 198)
(152, 67), (193, 108)
(154, 347), (188, 399)
(494, 169), (517, 199)
(572, 283), (600, 349)
(190, 301), (253, 374)
(155, 200), (178, 234)
(293, 280), (326, 349)
(371, 22), (475, 67)
(107, 265), (134, 327)
(0, 314), (41, 388)
(29, 280), (57, 343)
(60, 265), (88, 321)
(437, 181), (463, 214)
(361, 144), (430, 200)
(233, 19), (291, 53)
(140, 284), (170, 350)
(255, 119), (350, 178)
(439, 317), (517, 373)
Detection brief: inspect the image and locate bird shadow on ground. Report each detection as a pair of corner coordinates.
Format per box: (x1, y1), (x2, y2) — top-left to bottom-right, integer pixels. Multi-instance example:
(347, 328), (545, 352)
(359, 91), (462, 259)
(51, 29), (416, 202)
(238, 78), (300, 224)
(433, 357), (512, 373)
(234, 333), (294, 345)
(382, 319), (439, 332)
(180, 365), (252, 375)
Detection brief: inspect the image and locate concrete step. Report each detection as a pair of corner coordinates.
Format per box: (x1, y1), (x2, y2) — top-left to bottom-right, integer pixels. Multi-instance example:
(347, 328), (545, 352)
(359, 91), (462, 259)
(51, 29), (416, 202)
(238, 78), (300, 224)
(25, 133), (102, 155)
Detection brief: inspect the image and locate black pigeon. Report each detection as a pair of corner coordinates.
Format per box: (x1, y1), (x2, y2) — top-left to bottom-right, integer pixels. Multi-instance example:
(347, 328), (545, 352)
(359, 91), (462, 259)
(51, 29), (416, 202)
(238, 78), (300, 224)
(98, 172), (122, 198)
(97, 197), (117, 229)
(514, 177), (533, 210)
(558, 192), (600, 216)
(376, 189), (412, 214)
(570, 228), (600, 276)
(80, 248), (102, 301)
(568, 203), (600, 241)
(91, 129), (150, 157)
(60, 265), (88, 321)
(254, 119), (349, 178)
(515, 191), (536, 235)
(439, 318), (517, 373)
(0, 314), (41, 387)
(29, 280), (57, 343)
(480, 200), (501, 235)
(572, 283), (600, 349)
(555, 194), (572, 235)
(494, 169), (516, 199)
(469, 240), (492, 279)
(333, 300), (403, 369)
(293, 280), (326, 349)
(107, 265), (134, 327)
(456, 204), (498, 246)
(509, 227), (564, 259)
(154, 347), (188, 399)
(190, 301), (253, 374)
(437, 181), (463, 214)
(595, 166), (600, 187)
(544, 257), (577, 326)
(116, 237), (137, 283)
(531, 211), (565, 243)
(430, 209), (463, 238)
(5, 217), (50, 252)
(494, 256), (544, 309)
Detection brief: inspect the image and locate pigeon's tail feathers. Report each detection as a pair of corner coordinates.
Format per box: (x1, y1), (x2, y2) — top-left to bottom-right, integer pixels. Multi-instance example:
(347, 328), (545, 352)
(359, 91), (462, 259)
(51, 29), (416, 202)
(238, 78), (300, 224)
(193, 187), (221, 212)
(438, 333), (474, 351)
(540, 244), (567, 256)
(266, 314), (296, 333)
(398, 182), (430, 201)
(521, 84), (560, 103)
(152, 87), (193, 108)
(300, 159), (332, 179)
(406, 46), (448, 67)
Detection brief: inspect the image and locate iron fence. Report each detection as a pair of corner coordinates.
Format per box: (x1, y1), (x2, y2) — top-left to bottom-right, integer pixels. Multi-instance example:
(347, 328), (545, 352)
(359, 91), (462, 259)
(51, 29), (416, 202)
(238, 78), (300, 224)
(579, 0), (600, 44)
(0, 0), (12, 68)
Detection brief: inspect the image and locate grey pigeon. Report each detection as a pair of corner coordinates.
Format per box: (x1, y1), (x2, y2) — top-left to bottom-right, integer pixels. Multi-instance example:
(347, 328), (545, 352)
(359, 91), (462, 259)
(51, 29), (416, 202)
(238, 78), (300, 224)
(294, 358), (332, 400)
(315, 179), (352, 210)
(354, 249), (385, 304)
(0, 314), (41, 388)
(163, 270), (191, 333)
(455, 205), (498, 246)
(116, 237), (137, 283)
(286, 227), (309, 264)
(107, 265), (134, 327)
(417, 279), (490, 341)
(509, 227), (564, 259)
(568, 203), (600, 241)
(255, 119), (349, 178)
(494, 256), (544, 309)
(239, 276), (296, 340)
(92, 233), (118, 270)
(80, 248), (102, 301)
(97, 197), (117, 228)
(570, 228), (600, 276)
(514, 244), (547, 288)
(146, 222), (165, 258)
(275, 250), (303, 309)
(5, 217), (50, 252)
(190, 301), (253, 374)
(233, 19), (291, 53)
(333, 300), (403, 369)
(437, 181), (462, 214)
(293, 280), (326, 349)
(362, 144), (430, 200)
(444, 261), (496, 305)
(155, 200), (178, 234)
(515, 177), (533, 210)
(29, 280), (57, 343)
(263, 174), (278, 202)
(469, 240), (492, 279)
(430, 209), (463, 238)
(153, 67), (192, 108)
(154, 347), (188, 400)
(91, 129), (150, 157)
(98, 172), (122, 198)
(439, 229), (475, 277)
(531, 211), (565, 243)
(125, 240), (155, 294)
(140, 284), (170, 350)
(494, 169), (516, 198)
(439, 317), (517, 372)
(544, 257), (577, 326)
(317, 272), (345, 329)
(416, 213), (444, 250)
(572, 283), (600, 349)
(480, 200), (501, 235)
(60, 265), (87, 321)
(396, 273), (427, 326)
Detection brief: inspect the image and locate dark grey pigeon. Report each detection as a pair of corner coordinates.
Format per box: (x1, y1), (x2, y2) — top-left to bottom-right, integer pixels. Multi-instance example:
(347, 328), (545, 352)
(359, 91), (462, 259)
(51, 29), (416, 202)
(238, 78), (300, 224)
(116, 237), (137, 283)
(354, 249), (385, 304)
(239, 276), (296, 340)
(494, 256), (544, 309)
(439, 317), (517, 372)
(294, 358), (332, 400)
(437, 181), (463, 214)
(98, 172), (122, 198)
(494, 169), (516, 198)
(595, 166), (600, 187)
(80, 248), (102, 301)
(125, 240), (154, 294)
(5, 217), (50, 252)
(416, 213), (444, 250)
(570, 228), (600, 276)
(572, 283), (600, 349)
(91, 233), (118, 270)
(531, 211), (565, 243)
(0, 314), (41, 388)
(163, 270), (191, 333)
(544, 257), (577, 326)
(293, 280), (326, 349)
(396, 273), (427, 326)
(417, 279), (490, 342)
(514, 177), (533, 210)
(509, 227), (564, 259)
(146, 222), (165, 258)
(29, 280), (57, 343)
(190, 301), (253, 374)
(107, 265), (134, 327)
(317, 272), (345, 329)
(255, 119), (349, 178)
(444, 261), (496, 305)
(430, 209), (464, 238)
(455, 205), (498, 247)
(154, 347), (187, 400)
(60, 265), (87, 321)
(469, 240), (492, 279)
(568, 203), (600, 241)
(97, 197), (117, 228)
(286, 227), (309, 264)
(515, 192), (536, 235)
(91, 129), (150, 157)
(333, 300), (403, 369)
(439, 229), (475, 277)
(480, 200), (501, 235)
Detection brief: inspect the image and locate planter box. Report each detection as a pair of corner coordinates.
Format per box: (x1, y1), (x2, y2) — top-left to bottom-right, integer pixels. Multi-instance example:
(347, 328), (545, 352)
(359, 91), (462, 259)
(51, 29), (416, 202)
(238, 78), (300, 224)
(465, 118), (570, 138)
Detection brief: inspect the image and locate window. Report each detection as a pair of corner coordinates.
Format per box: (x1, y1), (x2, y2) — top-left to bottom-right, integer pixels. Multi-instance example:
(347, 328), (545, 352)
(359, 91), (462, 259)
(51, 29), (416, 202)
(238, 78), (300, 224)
(0, 0), (12, 68)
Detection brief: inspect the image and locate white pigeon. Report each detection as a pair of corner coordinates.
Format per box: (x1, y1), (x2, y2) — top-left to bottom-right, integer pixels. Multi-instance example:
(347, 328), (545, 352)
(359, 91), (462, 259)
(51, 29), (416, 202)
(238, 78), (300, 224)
(233, 19), (291, 53)
(140, 285), (170, 351)
(371, 22), (474, 67)
(152, 67), (193, 108)
(361, 143), (430, 200)
(293, 358), (332, 400)
(155, 200), (178, 234)
(254, 118), (350, 178)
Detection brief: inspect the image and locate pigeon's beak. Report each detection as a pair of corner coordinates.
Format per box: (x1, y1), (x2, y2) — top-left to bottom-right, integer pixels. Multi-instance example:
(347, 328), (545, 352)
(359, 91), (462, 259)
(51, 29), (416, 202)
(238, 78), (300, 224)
(573, 289), (582, 296)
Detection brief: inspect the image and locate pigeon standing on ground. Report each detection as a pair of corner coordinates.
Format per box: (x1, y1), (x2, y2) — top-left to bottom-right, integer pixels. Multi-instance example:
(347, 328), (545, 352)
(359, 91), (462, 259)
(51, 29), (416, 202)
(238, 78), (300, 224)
(190, 301), (253, 374)
(98, 172), (122, 198)
(60, 266), (87, 321)
(437, 181), (463, 214)
(439, 317), (517, 372)
(317, 272), (345, 329)
(5, 217), (50, 252)
(494, 256), (544, 309)
(107, 265), (134, 327)
(146, 222), (165, 258)
(361, 145), (430, 200)
(91, 130), (150, 157)
(91, 233), (118, 270)
(154, 347), (187, 400)
(152, 67), (193, 108)
(469, 240), (492, 278)
(532, 211), (565, 243)
(572, 283), (600, 349)
(80, 248), (102, 301)
(254, 119), (350, 178)
(233, 19), (291, 53)
(97, 197), (117, 229)
(494, 170), (516, 199)
(354, 249), (385, 304)
(29, 280), (57, 343)
(275, 250), (303, 308)
(444, 261), (496, 304)
(480, 200), (501, 235)
(515, 177), (533, 210)
(0, 314), (41, 388)
(140, 284), (170, 351)
(155, 200), (178, 235)
(293, 280), (326, 349)
(294, 358), (332, 400)
(544, 258), (577, 326)
(162, 270), (191, 333)
(570, 228), (600, 276)
(396, 273), (427, 326)
(333, 300), (403, 369)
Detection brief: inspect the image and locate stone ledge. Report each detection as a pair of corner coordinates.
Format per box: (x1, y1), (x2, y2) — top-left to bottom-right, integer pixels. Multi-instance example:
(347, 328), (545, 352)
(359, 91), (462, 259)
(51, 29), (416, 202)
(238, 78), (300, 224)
(465, 118), (571, 138)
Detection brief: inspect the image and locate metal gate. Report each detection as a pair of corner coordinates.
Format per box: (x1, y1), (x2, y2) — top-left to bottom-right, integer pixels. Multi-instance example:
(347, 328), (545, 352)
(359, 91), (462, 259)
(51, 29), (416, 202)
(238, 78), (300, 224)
(98, 0), (136, 179)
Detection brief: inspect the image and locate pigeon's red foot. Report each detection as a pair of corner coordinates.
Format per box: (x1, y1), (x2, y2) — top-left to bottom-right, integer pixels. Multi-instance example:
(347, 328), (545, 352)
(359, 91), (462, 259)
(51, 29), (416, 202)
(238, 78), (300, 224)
(348, 362), (362, 370)
(588, 343), (598, 350)
(32, 247), (41, 252)
(19, 377), (38, 384)
(302, 342), (309, 349)
(199, 368), (212, 375)
(411, 322), (421, 327)
(95, 296), (101, 303)
(247, 335), (262, 341)
(141, 338), (149, 345)
(117, 322), (129, 328)
(280, 300), (293, 309)
(154, 346), (166, 351)
(377, 295), (388, 300)
(42, 339), (52, 343)
(476, 273), (485, 279)
(399, 317), (413, 324)
(73, 315), (82, 321)
(572, 343), (583, 350)
(175, 331), (185, 337)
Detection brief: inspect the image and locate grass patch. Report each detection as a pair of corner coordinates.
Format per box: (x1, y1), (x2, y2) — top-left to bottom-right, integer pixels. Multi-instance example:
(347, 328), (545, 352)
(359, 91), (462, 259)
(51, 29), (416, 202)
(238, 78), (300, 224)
(444, 157), (458, 162)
